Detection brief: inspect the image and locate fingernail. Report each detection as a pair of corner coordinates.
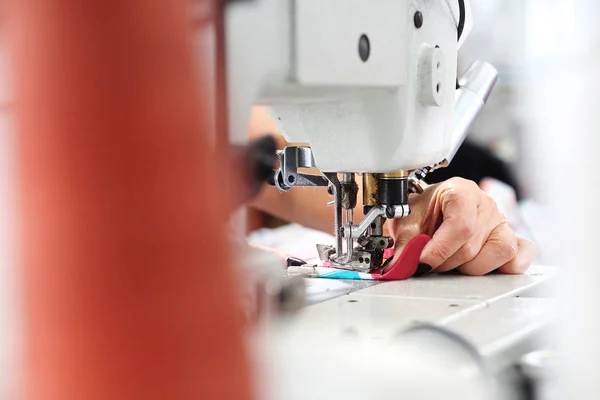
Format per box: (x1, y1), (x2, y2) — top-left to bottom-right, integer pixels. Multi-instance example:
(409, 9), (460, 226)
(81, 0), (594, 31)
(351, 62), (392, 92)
(414, 263), (433, 277)
(286, 257), (307, 267)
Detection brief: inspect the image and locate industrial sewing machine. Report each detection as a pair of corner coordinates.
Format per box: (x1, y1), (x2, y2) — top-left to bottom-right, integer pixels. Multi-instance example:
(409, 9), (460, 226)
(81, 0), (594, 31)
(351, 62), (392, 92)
(213, 0), (558, 399)
(225, 0), (497, 273)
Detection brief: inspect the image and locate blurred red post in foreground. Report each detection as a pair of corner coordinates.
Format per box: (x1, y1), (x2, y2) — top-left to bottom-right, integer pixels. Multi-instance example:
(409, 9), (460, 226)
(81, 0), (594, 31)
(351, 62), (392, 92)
(13, 0), (252, 399)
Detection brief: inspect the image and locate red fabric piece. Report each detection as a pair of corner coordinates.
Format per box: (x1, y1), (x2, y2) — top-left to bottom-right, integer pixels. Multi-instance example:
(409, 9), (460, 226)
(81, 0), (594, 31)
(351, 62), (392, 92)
(376, 234), (431, 281)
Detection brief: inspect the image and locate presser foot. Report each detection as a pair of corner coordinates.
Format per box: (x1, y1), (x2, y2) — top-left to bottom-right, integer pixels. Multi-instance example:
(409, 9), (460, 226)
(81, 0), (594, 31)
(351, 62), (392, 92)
(316, 243), (390, 273)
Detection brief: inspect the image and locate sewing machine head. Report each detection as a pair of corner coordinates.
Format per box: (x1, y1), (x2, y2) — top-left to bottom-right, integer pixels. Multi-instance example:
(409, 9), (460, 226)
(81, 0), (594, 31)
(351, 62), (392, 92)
(225, 0), (497, 273)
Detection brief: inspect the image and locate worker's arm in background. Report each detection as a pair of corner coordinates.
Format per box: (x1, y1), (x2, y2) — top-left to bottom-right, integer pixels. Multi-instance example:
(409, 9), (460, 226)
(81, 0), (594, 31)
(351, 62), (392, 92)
(247, 107), (372, 235)
(247, 107), (537, 275)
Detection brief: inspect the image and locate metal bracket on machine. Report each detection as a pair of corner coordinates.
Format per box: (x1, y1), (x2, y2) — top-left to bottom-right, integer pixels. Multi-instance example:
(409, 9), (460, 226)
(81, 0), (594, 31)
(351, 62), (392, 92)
(271, 146), (329, 191)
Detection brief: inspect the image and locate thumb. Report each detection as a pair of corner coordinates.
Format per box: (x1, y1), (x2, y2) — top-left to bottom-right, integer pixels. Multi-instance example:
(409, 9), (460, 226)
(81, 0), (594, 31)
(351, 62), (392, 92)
(383, 218), (421, 273)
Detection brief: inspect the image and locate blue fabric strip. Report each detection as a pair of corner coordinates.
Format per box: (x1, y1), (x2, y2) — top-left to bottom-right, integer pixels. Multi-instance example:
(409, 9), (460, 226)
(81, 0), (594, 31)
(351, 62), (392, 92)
(318, 270), (364, 280)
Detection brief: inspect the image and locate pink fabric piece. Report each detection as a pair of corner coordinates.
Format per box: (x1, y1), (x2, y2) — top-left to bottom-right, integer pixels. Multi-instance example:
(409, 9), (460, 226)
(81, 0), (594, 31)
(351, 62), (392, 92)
(376, 234), (431, 280)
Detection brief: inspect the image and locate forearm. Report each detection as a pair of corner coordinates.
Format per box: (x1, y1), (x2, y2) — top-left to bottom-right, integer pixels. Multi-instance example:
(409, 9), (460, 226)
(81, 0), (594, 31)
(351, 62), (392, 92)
(247, 107), (374, 234)
(250, 184), (335, 233)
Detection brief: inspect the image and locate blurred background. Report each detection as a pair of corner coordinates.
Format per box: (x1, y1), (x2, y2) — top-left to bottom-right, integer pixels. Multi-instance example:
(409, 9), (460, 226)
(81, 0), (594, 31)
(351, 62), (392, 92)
(457, 0), (528, 193)
(0, 25), (16, 400)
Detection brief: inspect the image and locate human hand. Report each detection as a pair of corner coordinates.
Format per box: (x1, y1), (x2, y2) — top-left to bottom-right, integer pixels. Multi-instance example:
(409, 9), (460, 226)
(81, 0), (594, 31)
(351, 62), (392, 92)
(386, 177), (537, 275)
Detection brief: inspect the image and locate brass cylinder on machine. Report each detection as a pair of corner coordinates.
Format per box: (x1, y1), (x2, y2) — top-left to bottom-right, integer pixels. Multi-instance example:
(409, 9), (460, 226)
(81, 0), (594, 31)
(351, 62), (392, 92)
(381, 170), (409, 179)
(362, 173), (379, 208)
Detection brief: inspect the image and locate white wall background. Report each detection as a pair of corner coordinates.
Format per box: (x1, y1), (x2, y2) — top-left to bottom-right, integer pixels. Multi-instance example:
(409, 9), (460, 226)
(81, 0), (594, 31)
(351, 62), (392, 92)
(522, 0), (600, 397)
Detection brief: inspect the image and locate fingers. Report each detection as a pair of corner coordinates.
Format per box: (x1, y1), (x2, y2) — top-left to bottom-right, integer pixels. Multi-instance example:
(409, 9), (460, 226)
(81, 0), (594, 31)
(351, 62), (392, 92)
(420, 185), (479, 268)
(458, 222), (518, 276)
(383, 217), (421, 273)
(388, 216), (422, 249)
(498, 238), (537, 274)
(435, 195), (503, 273)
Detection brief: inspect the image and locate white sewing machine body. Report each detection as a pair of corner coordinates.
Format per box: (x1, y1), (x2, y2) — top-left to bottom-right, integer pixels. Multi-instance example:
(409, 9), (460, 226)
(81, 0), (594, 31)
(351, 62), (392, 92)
(226, 0), (470, 172)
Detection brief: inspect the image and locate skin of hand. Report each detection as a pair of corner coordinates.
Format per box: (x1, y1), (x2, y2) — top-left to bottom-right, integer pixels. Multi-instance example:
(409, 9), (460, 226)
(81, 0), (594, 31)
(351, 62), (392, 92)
(386, 178), (537, 275)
